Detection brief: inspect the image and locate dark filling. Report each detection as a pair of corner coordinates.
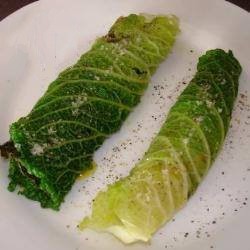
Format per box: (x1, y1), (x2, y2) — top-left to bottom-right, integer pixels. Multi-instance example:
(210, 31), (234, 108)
(132, 67), (147, 76)
(0, 141), (18, 159)
(16, 160), (40, 186)
(0, 141), (40, 189)
(104, 31), (121, 43)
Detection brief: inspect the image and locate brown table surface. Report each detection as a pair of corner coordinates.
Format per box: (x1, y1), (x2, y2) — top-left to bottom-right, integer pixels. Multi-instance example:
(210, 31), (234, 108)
(0, 0), (249, 21)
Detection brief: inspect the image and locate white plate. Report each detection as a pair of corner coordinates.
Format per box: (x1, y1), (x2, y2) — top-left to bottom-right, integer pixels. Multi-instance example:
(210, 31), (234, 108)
(0, 0), (250, 249)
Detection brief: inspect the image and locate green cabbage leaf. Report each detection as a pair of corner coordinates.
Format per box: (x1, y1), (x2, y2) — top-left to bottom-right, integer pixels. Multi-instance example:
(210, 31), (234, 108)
(2, 14), (179, 210)
(79, 49), (242, 243)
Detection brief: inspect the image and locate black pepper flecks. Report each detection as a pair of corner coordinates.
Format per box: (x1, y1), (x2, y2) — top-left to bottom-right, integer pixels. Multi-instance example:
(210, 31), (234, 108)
(66, 52), (250, 249)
